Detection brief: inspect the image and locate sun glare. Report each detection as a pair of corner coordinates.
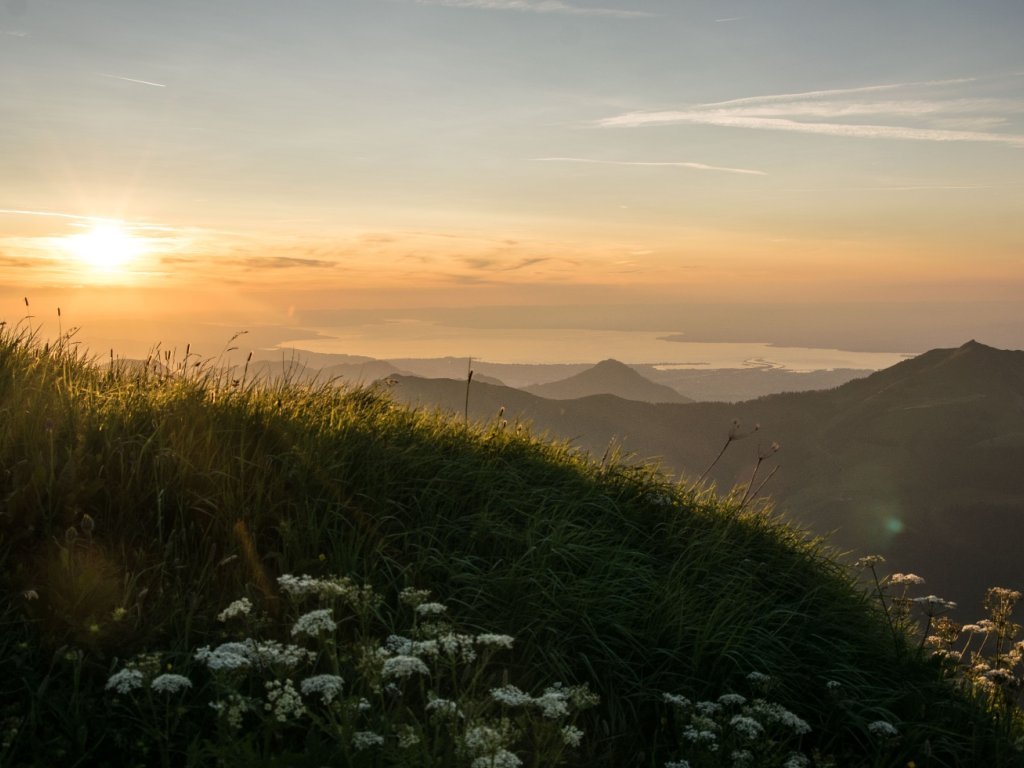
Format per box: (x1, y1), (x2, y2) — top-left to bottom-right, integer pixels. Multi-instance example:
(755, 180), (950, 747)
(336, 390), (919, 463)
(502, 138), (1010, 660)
(64, 222), (143, 273)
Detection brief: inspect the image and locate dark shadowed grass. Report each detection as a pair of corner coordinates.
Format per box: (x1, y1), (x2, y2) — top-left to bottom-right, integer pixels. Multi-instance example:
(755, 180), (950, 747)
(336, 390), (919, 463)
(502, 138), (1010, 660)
(0, 321), (1021, 766)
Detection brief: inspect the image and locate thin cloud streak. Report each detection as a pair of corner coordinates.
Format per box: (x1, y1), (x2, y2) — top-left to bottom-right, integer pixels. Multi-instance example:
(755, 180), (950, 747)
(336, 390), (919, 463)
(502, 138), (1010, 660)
(415, 0), (652, 18)
(601, 112), (1024, 145)
(601, 78), (1024, 146)
(99, 73), (167, 88)
(0, 209), (189, 233)
(534, 156), (766, 176)
(0, 209), (109, 222)
(701, 78), (976, 108)
(698, 98), (1021, 120)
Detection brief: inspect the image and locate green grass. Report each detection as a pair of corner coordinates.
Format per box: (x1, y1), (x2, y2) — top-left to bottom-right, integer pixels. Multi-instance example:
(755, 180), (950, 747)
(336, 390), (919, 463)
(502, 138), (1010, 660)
(0, 322), (1021, 767)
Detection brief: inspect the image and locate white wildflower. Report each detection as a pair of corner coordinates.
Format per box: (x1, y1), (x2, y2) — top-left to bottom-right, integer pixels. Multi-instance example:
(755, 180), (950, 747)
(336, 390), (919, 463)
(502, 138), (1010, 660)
(987, 587), (1022, 601)
(783, 754), (810, 768)
(663, 693), (691, 708)
(352, 697), (372, 713)
(194, 644), (251, 672)
(889, 573), (925, 586)
(300, 674), (345, 705)
(491, 685), (533, 707)
(912, 595), (957, 611)
(534, 685), (570, 718)
(398, 725), (421, 748)
(385, 634), (415, 654)
(665, 762), (691, 768)
(476, 633), (515, 650)
(291, 608), (337, 638)
(464, 724), (506, 754)
(278, 573), (356, 599)
(984, 668), (1014, 685)
(867, 720), (899, 738)
(560, 725), (584, 747)
(209, 692), (250, 730)
(217, 597), (253, 622)
(855, 555), (885, 568)
(471, 749), (522, 768)
(695, 700), (722, 716)
(381, 654), (430, 680)
(718, 693), (746, 707)
(729, 715), (764, 742)
(416, 602), (448, 617)
(278, 573), (325, 596)
(399, 586), (432, 607)
(681, 727), (718, 746)
(385, 634), (439, 658)
(746, 671), (771, 685)
(105, 668), (144, 694)
(414, 639), (440, 657)
(264, 679), (305, 723)
(731, 749), (754, 767)
(426, 696), (460, 718)
(245, 639), (316, 669)
(150, 673), (192, 694)
(750, 700), (811, 735)
(567, 684), (600, 708)
(826, 680), (842, 691)
(352, 731), (384, 750)
(438, 632), (478, 663)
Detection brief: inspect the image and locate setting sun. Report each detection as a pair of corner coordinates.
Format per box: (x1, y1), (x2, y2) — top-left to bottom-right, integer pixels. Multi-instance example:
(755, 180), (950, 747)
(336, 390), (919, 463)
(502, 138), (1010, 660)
(64, 222), (143, 273)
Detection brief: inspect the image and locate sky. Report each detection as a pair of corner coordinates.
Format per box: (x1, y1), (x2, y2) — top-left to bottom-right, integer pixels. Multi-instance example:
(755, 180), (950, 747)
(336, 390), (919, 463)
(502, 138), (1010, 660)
(2, 0), (1023, 362)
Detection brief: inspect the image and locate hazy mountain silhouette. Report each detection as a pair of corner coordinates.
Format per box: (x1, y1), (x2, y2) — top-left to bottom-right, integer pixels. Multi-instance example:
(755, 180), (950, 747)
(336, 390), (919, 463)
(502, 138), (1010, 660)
(639, 365), (872, 402)
(524, 359), (693, 404)
(247, 358), (404, 386)
(388, 342), (1024, 616)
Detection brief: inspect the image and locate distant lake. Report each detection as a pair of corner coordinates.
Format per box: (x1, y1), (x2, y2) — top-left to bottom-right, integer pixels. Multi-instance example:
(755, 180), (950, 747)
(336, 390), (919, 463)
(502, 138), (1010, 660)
(283, 323), (913, 372)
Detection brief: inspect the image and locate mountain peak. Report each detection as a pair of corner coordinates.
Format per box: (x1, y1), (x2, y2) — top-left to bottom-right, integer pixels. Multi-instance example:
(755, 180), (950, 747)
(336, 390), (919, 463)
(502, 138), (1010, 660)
(959, 339), (995, 352)
(832, 340), (1024, 407)
(525, 359), (692, 404)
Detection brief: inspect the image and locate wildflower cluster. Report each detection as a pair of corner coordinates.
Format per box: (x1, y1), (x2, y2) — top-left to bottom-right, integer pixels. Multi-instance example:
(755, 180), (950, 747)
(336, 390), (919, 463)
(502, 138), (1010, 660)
(660, 673), (812, 768)
(869, 567), (1023, 710)
(924, 587), (1024, 708)
(102, 574), (597, 766)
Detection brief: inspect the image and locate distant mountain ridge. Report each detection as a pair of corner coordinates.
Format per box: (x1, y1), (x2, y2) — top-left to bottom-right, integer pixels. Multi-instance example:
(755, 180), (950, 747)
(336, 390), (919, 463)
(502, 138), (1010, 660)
(246, 350), (873, 401)
(525, 359), (694, 404)
(388, 341), (1024, 616)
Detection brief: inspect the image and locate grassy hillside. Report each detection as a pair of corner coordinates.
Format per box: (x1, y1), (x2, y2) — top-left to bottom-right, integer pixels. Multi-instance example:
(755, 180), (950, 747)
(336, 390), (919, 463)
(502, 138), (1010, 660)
(390, 342), (1024, 615)
(1, 327), (1022, 767)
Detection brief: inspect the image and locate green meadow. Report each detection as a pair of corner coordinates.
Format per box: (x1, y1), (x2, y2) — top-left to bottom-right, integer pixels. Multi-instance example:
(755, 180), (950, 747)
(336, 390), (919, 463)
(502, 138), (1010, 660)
(1, 323), (1021, 767)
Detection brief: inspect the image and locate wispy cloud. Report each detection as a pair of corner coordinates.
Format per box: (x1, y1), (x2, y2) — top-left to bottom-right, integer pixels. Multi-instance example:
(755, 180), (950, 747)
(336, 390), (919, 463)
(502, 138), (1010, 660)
(99, 73), (167, 88)
(0, 208), (106, 222)
(1, 28), (28, 37)
(714, 16), (745, 23)
(700, 79), (975, 108)
(600, 78), (1024, 146)
(238, 256), (336, 270)
(161, 255), (337, 270)
(534, 156), (766, 176)
(0, 209), (186, 235)
(415, 0), (651, 18)
(462, 256), (550, 271)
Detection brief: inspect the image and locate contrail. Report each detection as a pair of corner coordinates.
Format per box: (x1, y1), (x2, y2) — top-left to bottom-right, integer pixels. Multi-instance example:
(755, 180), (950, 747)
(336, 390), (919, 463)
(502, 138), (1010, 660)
(99, 73), (167, 88)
